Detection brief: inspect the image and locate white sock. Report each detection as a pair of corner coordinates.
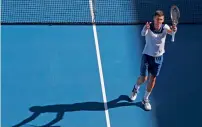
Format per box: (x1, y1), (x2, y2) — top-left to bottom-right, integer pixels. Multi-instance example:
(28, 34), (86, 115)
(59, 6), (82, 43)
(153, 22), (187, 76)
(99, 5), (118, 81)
(144, 91), (151, 100)
(135, 84), (140, 90)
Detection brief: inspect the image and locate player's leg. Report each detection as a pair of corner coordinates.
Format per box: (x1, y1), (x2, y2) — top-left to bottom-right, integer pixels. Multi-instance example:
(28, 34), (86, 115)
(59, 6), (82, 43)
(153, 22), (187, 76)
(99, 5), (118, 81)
(132, 76), (148, 93)
(142, 55), (163, 110)
(130, 54), (148, 101)
(146, 75), (156, 95)
(142, 74), (156, 110)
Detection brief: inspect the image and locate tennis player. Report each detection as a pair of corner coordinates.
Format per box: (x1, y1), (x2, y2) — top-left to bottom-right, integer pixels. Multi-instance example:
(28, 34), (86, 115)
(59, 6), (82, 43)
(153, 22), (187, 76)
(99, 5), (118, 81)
(130, 10), (177, 111)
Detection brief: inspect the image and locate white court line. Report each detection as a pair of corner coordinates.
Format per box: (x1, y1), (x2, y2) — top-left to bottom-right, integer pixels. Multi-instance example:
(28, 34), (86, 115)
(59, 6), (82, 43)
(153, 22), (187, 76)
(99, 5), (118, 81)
(88, 1), (111, 127)
(0, 1), (2, 126)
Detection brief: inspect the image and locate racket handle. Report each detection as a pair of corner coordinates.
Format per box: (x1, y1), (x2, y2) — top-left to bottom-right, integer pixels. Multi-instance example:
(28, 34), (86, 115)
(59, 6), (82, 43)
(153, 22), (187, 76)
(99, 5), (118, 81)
(171, 32), (175, 42)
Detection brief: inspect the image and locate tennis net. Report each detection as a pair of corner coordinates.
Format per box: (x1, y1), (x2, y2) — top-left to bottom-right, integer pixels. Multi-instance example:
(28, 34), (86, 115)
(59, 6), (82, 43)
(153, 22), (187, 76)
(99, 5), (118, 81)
(1, 0), (202, 25)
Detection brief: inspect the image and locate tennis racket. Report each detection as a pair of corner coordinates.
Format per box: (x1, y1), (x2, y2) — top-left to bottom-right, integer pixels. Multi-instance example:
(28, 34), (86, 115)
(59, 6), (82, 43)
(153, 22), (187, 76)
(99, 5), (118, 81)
(170, 5), (180, 42)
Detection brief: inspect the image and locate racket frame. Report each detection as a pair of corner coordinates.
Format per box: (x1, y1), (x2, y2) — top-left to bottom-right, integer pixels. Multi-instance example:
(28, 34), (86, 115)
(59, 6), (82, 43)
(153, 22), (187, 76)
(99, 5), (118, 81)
(170, 5), (180, 42)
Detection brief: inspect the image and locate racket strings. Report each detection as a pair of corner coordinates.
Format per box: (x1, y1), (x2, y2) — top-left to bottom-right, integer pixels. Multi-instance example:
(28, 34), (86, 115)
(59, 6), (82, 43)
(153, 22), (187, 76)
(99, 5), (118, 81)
(171, 7), (180, 24)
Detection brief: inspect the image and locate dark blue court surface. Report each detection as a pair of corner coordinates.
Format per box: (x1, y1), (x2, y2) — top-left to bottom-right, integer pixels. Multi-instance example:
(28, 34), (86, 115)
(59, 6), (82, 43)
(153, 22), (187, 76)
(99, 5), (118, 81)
(2, 24), (202, 127)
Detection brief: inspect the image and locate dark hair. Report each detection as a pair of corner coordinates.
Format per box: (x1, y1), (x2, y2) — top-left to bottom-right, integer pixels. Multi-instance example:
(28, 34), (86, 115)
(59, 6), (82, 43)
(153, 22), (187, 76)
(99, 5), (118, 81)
(154, 10), (164, 17)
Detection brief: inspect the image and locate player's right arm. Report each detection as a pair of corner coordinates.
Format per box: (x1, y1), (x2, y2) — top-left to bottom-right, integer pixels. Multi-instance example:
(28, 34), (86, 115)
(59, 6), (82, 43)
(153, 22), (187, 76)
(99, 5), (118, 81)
(164, 24), (177, 35)
(141, 22), (151, 36)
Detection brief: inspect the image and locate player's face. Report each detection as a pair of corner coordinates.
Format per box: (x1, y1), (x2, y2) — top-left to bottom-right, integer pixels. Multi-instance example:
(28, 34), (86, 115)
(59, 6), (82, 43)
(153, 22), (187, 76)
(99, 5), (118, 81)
(154, 15), (164, 28)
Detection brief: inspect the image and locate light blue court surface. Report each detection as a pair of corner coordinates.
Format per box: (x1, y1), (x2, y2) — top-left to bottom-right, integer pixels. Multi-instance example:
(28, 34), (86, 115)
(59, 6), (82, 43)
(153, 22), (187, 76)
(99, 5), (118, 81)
(2, 24), (202, 127)
(2, 25), (155, 127)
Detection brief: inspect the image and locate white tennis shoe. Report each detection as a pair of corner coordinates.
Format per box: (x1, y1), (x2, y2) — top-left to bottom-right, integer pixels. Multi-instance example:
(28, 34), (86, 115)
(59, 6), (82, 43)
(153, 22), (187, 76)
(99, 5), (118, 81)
(130, 89), (138, 101)
(142, 99), (152, 111)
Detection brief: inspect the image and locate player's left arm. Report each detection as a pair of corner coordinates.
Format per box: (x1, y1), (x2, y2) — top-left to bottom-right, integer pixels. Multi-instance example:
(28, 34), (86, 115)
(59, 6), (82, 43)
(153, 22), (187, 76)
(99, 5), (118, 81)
(164, 24), (177, 35)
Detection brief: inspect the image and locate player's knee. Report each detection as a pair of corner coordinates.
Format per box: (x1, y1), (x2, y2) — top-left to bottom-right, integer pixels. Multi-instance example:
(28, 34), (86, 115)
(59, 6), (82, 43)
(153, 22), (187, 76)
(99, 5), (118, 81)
(152, 77), (156, 81)
(139, 76), (147, 83)
(149, 76), (156, 83)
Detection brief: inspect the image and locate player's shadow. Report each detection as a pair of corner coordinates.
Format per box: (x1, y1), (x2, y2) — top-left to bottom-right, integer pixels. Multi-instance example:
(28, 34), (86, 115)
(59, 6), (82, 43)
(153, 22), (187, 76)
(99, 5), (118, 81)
(12, 95), (145, 127)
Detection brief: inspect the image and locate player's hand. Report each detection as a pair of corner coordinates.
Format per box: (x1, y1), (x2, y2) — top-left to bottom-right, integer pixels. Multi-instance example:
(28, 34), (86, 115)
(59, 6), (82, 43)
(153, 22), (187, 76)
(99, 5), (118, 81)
(171, 25), (177, 32)
(145, 22), (152, 29)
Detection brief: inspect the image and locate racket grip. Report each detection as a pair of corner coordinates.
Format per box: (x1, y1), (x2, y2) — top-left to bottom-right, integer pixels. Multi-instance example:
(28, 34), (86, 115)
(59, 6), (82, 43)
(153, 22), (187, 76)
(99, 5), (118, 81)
(171, 32), (175, 42)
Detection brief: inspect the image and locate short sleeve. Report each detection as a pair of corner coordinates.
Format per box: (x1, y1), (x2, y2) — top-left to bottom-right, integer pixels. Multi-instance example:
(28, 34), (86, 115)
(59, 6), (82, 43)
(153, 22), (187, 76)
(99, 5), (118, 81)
(163, 24), (170, 31)
(163, 24), (174, 35)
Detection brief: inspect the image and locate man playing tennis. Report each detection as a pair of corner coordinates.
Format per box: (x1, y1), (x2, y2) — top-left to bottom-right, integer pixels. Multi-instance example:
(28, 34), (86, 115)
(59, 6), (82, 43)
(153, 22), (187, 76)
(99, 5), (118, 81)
(130, 10), (177, 110)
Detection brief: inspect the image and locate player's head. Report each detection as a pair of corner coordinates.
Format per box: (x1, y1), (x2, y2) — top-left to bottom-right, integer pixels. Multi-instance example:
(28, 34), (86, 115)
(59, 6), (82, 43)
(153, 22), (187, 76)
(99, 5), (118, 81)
(153, 10), (164, 27)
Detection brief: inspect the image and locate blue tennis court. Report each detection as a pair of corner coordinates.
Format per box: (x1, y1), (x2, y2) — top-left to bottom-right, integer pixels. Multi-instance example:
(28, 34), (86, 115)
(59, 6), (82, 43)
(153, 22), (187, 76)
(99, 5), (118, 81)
(2, 25), (156, 127)
(2, 0), (202, 127)
(2, 23), (202, 127)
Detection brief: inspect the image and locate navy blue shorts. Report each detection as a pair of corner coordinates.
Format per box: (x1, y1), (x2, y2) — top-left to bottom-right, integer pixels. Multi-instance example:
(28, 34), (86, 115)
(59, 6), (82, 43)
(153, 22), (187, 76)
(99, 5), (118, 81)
(140, 54), (163, 77)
